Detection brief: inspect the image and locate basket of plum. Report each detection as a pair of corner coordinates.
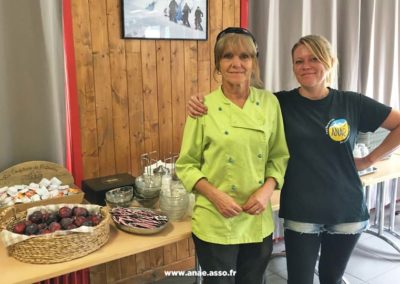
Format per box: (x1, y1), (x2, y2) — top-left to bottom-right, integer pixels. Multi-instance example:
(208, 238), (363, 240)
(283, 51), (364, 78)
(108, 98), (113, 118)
(0, 204), (110, 264)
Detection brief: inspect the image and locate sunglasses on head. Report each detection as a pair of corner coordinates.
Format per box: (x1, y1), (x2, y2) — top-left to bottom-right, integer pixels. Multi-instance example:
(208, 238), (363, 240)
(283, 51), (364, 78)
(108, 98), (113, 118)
(216, 27), (259, 57)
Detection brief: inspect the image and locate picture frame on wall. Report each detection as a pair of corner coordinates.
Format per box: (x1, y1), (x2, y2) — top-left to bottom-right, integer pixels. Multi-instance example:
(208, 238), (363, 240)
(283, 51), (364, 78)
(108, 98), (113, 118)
(121, 0), (208, 40)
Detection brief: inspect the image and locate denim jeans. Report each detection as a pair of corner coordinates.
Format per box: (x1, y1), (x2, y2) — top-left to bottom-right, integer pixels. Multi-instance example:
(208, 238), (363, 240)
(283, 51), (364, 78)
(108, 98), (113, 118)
(284, 219), (369, 234)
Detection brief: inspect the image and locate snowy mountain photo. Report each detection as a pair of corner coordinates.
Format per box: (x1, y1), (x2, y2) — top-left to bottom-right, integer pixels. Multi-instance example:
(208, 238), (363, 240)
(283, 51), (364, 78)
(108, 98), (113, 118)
(122, 0), (207, 40)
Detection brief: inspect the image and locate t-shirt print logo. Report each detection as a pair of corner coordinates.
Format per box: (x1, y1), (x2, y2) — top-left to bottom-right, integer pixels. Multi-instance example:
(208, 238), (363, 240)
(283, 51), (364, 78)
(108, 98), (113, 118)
(325, 118), (350, 143)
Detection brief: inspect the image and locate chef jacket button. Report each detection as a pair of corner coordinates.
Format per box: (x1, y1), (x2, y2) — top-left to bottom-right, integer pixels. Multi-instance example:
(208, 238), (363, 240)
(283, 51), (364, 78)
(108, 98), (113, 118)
(257, 154), (262, 158)
(259, 180), (263, 185)
(231, 185), (237, 191)
(218, 107), (222, 111)
(228, 157), (234, 163)
(256, 101), (260, 106)
(224, 131), (229, 135)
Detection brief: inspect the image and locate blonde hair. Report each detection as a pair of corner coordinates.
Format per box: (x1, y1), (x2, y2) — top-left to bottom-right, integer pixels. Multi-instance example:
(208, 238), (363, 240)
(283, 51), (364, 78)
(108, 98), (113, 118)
(291, 35), (338, 86)
(214, 33), (263, 88)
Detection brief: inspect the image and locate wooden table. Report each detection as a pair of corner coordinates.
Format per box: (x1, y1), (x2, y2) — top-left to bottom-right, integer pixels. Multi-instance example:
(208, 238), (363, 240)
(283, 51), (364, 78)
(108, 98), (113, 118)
(0, 218), (192, 284)
(360, 154), (400, 253)
(1, 191), (281, 284)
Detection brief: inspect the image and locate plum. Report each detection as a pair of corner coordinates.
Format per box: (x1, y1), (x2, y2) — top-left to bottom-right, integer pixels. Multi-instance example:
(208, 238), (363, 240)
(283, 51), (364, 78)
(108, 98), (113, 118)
(46, 212), (59, 224)
(74, 216), (87, 227)
(60, 217), (74, 229)
(41, 212), (49, 223)
(72, 207), (89, 217)
(37, 223), (47, 230)
(13, 221), (26, 234)
(39, 228), (51, 235)
(90, 214), (102, 226)
(25, 223), (39, 235)
(82, 220), (93, 227)
(49, 222), (62, 232)
(28, 211), (43, 224)
(59, 207), (72, 218)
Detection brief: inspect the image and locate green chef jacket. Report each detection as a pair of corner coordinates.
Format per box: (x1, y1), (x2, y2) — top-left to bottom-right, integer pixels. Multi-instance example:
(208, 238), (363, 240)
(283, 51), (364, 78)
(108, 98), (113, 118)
(176, 87), (289, 244)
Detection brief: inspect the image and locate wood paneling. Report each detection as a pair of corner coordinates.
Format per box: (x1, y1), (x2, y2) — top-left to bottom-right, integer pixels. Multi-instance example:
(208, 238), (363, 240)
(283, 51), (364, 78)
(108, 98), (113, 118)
(156, 41), (173, 159)
(107, 0), (131, 174)
(126, 40), (145, 175)
(89, 0), (116, 176)
(170, 40), (186, 154)
(209, 0), (223, 91)
(71, 0), (99, 179)
(71, 0), (240, 281)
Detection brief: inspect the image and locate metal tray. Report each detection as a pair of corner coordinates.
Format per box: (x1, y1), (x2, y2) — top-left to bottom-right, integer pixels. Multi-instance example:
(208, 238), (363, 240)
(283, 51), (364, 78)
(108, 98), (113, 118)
(112, 207), (169, 235)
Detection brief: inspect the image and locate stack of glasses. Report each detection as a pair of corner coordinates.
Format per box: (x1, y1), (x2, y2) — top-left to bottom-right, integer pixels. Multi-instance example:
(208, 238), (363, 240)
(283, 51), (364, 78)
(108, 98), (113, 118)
(159, 178), (189, 221)
(134, 174), (161, 208)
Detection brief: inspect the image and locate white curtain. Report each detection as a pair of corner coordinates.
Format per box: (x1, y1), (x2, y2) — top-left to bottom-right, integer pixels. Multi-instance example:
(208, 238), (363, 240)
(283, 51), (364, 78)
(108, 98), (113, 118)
(0, 0), (65, 171)
(249, 0), (400, 108)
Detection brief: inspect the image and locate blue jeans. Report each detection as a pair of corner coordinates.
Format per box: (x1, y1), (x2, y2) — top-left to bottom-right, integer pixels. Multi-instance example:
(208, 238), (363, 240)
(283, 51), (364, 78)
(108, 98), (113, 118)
(284, 219), (369, 234)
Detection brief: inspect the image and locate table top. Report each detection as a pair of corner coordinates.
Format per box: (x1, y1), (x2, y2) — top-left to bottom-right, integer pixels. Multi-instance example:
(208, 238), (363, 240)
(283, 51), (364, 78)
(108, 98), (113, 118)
(360, 155), (400, 186)
(0, 191), (281, 284)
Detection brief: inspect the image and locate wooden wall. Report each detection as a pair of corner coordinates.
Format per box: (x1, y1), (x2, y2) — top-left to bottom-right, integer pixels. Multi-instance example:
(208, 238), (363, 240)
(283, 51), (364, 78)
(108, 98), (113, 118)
(71, 0), (241, 283)
(71, 0), (241, 179)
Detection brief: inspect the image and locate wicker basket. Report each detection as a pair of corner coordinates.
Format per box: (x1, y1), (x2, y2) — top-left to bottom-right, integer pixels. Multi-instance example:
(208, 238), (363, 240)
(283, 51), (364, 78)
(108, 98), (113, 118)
(0, 204), (110, 264)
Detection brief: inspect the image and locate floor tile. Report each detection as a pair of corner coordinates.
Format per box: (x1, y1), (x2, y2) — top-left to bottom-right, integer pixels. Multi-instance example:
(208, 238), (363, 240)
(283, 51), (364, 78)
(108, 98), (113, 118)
(367, 264), (400, 283)
(342, 273), (368, 284)
(345, 246), (399, 281)
(267, 255), (287, 278)
(356, 232), (400, 261)
(264, 273), (287, 284)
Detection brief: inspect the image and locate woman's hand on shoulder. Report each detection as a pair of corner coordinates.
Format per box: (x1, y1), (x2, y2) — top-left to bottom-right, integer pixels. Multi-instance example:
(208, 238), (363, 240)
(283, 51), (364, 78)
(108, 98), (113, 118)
(188, 94), (207, 118)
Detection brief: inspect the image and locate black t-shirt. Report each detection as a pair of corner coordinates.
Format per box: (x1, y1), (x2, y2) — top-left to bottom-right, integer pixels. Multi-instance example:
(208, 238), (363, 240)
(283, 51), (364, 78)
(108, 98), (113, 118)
(276, 88), (391, 224)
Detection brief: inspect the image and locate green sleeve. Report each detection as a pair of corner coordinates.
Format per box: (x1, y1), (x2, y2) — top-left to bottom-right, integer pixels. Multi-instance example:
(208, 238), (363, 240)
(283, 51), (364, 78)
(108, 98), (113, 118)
(175, 116), (206, 192)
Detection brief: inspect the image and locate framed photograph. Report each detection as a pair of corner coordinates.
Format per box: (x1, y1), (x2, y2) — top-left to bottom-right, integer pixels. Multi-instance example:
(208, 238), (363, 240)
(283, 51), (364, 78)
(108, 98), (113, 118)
(121, 0), (208, 40)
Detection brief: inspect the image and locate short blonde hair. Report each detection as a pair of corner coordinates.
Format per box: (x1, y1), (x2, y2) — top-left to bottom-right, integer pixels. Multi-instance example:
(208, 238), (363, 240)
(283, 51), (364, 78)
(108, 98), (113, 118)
(291, 35), (338, 86)
(214, 33), (263, 88)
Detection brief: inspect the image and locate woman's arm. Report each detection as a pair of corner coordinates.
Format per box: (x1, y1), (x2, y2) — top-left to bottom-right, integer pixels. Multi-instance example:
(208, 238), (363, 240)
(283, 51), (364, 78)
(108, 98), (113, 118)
(176, 113), (242, 218)
(356, 109), (400, 170)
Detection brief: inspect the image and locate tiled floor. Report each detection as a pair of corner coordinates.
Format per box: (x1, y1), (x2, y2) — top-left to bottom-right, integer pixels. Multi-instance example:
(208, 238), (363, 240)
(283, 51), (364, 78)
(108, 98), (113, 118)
(156, 202), (400, 284)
